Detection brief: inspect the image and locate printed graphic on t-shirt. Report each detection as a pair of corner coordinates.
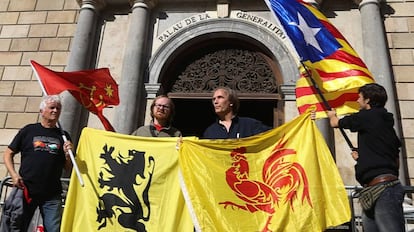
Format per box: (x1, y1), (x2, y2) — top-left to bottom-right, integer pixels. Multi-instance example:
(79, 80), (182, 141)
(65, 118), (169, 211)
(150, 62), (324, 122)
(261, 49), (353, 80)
(33, 136), (61, 154)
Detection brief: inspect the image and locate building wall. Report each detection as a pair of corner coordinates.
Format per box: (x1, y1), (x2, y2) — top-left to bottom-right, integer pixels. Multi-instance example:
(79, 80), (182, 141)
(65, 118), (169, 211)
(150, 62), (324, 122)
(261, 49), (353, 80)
(0, 0), (80, 176)
(385, 0), (414, 187)
(0, 0), (413, 186)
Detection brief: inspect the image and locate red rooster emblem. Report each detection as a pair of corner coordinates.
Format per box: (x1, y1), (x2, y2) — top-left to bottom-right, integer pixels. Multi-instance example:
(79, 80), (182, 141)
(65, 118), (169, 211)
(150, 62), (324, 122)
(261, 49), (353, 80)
(219, 136), (312, 232)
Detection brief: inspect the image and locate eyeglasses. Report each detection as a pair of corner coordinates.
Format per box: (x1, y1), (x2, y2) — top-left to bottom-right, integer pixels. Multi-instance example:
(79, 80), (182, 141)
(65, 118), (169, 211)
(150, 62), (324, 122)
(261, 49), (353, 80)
(154, 104), (170, 109)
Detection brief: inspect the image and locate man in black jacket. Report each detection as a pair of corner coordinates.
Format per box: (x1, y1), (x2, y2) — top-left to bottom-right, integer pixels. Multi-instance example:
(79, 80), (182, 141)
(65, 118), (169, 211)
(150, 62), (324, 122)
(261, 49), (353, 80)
(327, 83), (405, 232)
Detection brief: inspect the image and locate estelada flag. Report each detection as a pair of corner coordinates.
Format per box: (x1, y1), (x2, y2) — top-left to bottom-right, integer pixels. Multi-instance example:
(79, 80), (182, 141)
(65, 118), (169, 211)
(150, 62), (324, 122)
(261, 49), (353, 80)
(61, 128), (194, 232)
(264, 0), (375, 118)
(30, 60), (119, 131)
(179, 107), (350, 231)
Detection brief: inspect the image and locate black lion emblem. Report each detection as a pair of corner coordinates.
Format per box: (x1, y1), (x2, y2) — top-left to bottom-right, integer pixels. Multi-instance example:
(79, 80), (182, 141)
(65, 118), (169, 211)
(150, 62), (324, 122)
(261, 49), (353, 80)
(96, 144), (155, 231)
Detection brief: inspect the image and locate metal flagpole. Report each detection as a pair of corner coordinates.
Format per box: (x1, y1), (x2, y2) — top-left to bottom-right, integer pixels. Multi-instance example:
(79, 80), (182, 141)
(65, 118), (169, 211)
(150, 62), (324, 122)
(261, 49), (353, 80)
(31, 63), (85, 187)
(301, 62), (356, 151)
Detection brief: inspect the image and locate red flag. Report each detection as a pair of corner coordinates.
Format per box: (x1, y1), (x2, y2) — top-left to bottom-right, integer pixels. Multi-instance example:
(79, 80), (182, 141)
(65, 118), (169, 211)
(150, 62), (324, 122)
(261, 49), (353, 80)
(264, 0), (375, 118)
(31, 60), (119, 131)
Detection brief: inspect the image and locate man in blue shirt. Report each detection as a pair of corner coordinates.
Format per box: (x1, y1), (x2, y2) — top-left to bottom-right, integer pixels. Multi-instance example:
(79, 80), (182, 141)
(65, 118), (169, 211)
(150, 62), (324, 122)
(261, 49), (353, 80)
(203, 87), (271, 139)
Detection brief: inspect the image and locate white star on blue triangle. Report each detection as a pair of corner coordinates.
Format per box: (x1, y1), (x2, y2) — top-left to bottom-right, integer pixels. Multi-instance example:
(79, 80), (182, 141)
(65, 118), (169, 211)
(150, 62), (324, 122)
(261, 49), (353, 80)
(290, 12), (323, 53)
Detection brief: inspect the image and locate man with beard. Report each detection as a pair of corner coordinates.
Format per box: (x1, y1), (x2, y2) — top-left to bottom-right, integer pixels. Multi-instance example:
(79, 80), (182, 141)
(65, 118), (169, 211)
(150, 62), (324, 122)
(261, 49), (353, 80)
(131, 95), (181, 137)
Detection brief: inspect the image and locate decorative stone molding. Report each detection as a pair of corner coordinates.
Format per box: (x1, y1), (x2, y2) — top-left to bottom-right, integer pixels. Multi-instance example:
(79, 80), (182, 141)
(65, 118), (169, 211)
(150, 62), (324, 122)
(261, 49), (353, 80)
(129, 0), (157, 8)
(217, 0), (230, 18)
(353, 0), (380, 7)
(217, 3), (229, 18)
(145, 83), (161, 98)
(76, 0), (106, 10)
(279, 84), (296, 101)
(149, 19), (299, 91)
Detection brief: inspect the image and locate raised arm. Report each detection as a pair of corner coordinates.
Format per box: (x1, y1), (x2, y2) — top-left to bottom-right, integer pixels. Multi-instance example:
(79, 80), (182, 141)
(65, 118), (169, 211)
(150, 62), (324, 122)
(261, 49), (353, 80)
(327, 109), (339, 128)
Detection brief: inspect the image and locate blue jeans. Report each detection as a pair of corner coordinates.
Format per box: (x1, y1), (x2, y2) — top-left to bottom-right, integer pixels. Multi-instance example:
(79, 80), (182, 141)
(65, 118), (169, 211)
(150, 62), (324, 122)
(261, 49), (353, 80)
(23, 194), (62, 232)
(362, 183), (405, 232)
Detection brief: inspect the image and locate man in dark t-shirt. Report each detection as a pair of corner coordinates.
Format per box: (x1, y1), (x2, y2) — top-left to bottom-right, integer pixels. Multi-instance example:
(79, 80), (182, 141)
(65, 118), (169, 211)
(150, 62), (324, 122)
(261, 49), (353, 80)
(327, 83), (405, 231)
(3, 95), (73, 232)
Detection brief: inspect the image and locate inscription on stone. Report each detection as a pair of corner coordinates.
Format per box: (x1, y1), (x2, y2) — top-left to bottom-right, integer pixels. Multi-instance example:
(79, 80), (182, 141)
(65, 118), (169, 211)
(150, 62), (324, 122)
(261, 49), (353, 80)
(157, 13), (212, 43)
(234, 12), (286, 40)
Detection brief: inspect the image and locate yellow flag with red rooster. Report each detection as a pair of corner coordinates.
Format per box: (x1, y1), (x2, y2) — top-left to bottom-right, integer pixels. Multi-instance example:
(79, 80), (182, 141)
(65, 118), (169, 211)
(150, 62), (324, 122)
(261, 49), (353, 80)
(179, 109), (351, 232)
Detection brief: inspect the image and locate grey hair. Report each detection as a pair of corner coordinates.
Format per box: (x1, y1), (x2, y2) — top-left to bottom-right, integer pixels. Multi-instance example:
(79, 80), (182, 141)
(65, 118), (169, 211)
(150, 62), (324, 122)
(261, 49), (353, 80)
(39, 95), (62, 110)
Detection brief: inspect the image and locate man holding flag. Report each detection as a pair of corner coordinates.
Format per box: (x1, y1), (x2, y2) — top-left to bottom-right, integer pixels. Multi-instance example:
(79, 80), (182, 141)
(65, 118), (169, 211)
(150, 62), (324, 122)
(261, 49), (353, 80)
(327, 83), (405, 232)
(3, 95), (74, 232)
(30, 60), (120, 132)
(264, 0), (375, 119)
(30, 60), (120, 186)
(263, 0), (384, 230)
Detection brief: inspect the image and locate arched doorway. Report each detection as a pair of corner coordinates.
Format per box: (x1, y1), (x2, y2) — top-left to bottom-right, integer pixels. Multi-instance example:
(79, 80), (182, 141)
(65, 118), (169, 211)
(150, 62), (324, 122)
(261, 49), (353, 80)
(147, 18), (300, 137)
(161, 37), (283, 137)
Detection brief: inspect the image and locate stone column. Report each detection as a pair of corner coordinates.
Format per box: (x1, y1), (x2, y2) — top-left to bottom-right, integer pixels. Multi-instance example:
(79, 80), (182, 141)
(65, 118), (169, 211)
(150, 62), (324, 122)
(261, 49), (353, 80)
(114, 0), (155, 134)
(355, 0), (405, 184)
(145, 83), (161, 99)
(279, 84), (298, 121)
(60, 0), (104, 144)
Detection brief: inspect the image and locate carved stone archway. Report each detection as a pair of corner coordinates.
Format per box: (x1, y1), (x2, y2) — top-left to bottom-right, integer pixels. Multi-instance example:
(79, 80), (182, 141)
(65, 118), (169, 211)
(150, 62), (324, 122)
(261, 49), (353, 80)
(147, 18), (299, 136)
(148, 19), (299, 94)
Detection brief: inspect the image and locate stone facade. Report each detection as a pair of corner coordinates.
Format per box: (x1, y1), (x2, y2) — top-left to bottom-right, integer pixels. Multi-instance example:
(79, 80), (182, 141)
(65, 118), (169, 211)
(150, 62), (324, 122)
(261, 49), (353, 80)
(0, 0), (79, 174)
(384, 0), (414, 187)
(0, 0), (413, 188)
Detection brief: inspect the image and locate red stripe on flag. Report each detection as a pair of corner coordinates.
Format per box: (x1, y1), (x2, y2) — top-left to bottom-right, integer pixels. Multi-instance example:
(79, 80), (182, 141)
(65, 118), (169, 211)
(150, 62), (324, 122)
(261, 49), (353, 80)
(327, 50), (370, 69)
(295, 85), (317, 98)
(317, 69), (372, 82)
(297, 92), (359, 113)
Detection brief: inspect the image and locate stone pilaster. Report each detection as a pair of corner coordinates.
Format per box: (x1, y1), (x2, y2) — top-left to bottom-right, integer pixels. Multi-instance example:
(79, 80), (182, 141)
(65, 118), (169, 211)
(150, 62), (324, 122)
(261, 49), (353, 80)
(355, 0), (406, 184)
(114, 0), (154, 134)
(76, 0), (106, 8)
(217, 0), (230, 18)
(60, 0), (103, 145)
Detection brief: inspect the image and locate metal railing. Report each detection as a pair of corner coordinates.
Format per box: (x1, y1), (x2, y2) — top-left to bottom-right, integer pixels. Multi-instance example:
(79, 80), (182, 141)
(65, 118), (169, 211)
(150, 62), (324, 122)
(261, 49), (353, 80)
(0, 176), (71, 231)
